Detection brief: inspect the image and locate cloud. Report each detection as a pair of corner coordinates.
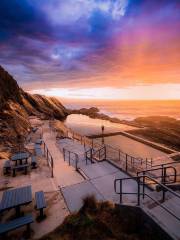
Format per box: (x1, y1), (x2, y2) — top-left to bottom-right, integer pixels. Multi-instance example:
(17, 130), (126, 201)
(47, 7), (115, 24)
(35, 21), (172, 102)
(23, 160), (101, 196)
(0, 0), (179, 96)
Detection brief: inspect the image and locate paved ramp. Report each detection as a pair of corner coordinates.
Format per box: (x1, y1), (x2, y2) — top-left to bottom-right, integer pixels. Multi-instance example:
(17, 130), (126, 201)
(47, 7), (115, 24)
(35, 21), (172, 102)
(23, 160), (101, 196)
(61, 160), (139, 212)
(61, 181), (105, 212)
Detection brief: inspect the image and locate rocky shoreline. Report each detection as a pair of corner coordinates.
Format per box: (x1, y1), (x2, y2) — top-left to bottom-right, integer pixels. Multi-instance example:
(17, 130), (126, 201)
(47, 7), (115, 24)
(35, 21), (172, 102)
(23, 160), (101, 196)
(70, 107), (142, 128)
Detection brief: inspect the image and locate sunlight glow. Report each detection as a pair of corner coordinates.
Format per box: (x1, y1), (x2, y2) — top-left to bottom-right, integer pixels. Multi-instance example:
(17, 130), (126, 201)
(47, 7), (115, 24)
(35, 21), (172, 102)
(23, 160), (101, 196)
(30, 84), (180, 100)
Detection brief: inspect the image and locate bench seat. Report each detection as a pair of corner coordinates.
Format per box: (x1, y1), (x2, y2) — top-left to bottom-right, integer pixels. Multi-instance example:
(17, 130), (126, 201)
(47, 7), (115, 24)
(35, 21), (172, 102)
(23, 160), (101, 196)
(0, 214), (34, 235)
(12, 164), (29, 177)
(35, 191), (46, 218)
(36, 139), (42, 145)
(3, 160), (11, 174)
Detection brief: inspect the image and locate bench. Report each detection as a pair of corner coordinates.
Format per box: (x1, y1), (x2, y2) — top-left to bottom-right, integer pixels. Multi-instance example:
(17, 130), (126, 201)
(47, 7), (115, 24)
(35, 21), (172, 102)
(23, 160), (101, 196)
(36, 139), (42, 145)
(12, 164), (29, 177)
(35, 147), (43, 157)
(0, 214), (34, 236)
(31, 156), (37, 168)
(35, 191), (47, 219)
(3, 160), (11, 175)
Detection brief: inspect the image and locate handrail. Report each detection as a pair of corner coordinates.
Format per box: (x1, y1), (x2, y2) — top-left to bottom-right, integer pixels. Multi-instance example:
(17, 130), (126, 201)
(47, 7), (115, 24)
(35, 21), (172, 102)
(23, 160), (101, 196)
(42, 141), (54, 178)
(92, 145), (106, 161)
(63, 148), (79, 171)
(151, 160), (180, 168)
(115, 175), (180, 199)
(85, 148), (93, 164)
(114, 175), (180, 222)
(137, 166), (177, 184)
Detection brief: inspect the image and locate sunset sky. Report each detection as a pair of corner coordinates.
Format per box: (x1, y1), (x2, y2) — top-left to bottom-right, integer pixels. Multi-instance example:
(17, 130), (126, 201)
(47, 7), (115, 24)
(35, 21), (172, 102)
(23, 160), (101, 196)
(0, 0), (180, 99)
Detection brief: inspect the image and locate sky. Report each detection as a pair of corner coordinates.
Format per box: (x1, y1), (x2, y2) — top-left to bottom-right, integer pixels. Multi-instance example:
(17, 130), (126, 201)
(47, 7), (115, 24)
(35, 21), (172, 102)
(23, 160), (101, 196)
(0, 0), (180, 100)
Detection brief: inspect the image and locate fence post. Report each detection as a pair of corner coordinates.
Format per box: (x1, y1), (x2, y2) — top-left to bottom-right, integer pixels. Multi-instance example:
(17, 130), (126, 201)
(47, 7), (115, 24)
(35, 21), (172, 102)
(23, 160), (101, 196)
(119, 150), (121, 162)
(120, 180), (122, 204)
(63, 148), (65, 161)
(137, 177), (140, 206)
(75, 154), (78, 171)
(143, 173), (145, 199)
(125, 154), (128, 172)
(51, 157), (54, 178)
(104, 146), (106, 160)
(47, 149), (49, 160)
(68, 151), (71, 165)
(85, 151), (87, 165)
(91, 148), (93, 163)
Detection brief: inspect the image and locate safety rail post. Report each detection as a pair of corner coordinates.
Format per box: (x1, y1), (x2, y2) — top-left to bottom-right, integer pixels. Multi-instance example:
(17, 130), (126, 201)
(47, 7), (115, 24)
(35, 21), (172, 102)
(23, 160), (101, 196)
(47, 149), (49, 160)
(85, 151), (87, 165)
(120, 179), (122, 204)
(125, 154), (128, 172)
(68, 151), (71, 166)
(104, 146), (107, 160)
(63, 148), (65, 161)
(90, 148), (93, 163)
(51, 156), (54, 178)
(75, 154), (78, 171)
(142, 172), (145, 199)
(137, 177), (140, 206)
(118, 150), (121, 162)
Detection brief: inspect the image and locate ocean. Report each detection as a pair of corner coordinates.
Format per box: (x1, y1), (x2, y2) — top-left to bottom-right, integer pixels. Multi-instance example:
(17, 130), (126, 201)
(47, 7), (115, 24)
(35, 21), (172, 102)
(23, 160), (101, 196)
(61, 99), (180, 120)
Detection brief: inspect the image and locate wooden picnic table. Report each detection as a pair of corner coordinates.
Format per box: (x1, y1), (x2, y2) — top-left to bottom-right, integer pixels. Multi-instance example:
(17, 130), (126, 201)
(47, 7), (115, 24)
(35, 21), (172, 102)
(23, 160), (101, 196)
(0, 185), (32, 217)
(11, 152), (30, 166)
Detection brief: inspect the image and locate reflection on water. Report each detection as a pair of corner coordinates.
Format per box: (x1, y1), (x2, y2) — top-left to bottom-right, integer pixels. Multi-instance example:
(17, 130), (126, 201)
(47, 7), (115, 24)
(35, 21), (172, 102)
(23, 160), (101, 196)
(64, 114), (167, 159)
(64, 114), (137, 136)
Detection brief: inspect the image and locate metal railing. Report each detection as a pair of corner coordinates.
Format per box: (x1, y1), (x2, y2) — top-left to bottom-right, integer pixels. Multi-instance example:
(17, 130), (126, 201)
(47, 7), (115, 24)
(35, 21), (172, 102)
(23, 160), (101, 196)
(63, 148), (79, 171)
(85, 148), (93, 164)
(137, 166), (177, 185)
(42, 141), (54, 178)
(137, 160), (180, 185)
(114, 175), (180, 222)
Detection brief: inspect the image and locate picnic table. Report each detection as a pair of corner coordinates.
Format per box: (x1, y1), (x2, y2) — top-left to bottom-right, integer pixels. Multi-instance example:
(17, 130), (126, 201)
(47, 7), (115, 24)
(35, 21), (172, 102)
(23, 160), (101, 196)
(11, 152), (30, 166)
(0, 186), (32, 217)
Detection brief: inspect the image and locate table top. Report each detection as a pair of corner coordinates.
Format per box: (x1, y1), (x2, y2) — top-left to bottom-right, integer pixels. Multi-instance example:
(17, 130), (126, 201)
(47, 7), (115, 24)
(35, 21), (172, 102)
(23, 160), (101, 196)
(11, 152), (30, 161)
(0, 185), (32, 211)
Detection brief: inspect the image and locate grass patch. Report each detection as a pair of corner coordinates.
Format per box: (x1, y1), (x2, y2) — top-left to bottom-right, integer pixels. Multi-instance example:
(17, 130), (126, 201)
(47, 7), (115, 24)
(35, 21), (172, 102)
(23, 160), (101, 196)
(40, 196), (171, 240)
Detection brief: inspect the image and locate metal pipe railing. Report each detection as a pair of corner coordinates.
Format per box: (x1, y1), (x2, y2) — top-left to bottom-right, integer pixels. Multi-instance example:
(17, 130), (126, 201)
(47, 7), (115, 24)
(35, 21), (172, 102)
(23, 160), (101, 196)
(42, 141), (54, 178)
(63, 148), (79, 171)
(137, 166), (177, 184)
(114, 175), (180, 221)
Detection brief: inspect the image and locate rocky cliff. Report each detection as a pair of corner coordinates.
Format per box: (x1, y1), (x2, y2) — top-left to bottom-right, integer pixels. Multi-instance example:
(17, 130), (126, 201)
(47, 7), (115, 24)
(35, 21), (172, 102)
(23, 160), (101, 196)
(0, 66), (68, 154)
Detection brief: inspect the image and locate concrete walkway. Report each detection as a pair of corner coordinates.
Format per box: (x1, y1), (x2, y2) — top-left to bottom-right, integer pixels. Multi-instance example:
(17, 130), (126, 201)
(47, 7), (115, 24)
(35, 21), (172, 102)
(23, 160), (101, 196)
(42, 123), (84, 188)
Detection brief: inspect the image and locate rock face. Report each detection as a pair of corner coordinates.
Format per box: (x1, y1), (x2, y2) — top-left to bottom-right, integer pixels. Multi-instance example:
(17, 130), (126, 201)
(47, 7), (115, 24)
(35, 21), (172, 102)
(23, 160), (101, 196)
(0, 65), (68, 153)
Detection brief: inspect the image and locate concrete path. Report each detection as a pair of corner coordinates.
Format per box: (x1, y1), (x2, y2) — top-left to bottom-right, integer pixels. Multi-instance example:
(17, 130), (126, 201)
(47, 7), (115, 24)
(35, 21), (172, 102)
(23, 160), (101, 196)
(61, 160), (139, 211)
(42, 123), (84, 188)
